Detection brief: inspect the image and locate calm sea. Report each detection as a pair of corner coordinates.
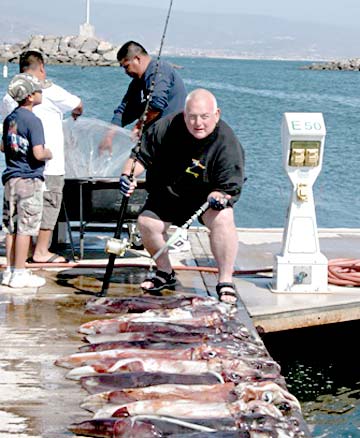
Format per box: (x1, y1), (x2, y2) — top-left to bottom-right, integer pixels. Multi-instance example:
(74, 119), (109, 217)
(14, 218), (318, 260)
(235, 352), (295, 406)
(0, 58), (359, 437)
(1, 58), (360, 228)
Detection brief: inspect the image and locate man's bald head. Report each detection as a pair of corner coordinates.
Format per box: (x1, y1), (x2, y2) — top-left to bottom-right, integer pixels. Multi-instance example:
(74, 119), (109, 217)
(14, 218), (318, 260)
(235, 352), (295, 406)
(184, 88), (220, 140)
(185, 88), (218, 114)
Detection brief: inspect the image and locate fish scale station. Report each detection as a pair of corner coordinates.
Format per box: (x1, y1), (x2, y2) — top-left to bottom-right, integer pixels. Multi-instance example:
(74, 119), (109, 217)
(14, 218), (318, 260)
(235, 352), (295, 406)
(1, 112), (360, 437)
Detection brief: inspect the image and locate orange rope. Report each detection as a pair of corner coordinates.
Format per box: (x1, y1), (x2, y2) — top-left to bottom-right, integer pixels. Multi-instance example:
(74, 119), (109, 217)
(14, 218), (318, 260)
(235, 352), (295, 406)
(2, 258), (359, 287)
(1, 261), (272, 276)
(328, 258), (360, 286)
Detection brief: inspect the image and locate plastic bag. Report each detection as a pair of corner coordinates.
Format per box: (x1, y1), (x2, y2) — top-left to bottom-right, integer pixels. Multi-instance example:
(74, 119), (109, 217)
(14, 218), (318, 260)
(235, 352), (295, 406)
(63, 117), (134, 178)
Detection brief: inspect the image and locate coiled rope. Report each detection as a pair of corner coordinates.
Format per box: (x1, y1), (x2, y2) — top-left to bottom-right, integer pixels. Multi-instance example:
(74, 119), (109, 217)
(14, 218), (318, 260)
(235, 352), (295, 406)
(328, 258), (360, 286)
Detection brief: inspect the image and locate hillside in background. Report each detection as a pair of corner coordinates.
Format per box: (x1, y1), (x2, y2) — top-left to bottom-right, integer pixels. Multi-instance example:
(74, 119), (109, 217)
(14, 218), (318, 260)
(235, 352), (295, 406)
(0, 1), (359, 60)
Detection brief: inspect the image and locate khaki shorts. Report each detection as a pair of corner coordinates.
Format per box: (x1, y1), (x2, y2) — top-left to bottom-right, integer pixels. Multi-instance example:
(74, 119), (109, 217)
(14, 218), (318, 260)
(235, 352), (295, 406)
(41, 175), (64, 230)
(2, 178), (44, 236)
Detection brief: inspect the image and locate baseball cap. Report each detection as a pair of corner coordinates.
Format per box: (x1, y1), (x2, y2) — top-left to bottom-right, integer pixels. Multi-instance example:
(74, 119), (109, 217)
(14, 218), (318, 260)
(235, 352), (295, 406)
(8, 73), (43, 102)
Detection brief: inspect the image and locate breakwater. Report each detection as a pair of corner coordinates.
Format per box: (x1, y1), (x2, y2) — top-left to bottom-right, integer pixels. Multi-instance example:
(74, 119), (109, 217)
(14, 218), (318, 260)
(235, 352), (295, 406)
(302, 58), (360, 71)
(0, 34), (120, 67)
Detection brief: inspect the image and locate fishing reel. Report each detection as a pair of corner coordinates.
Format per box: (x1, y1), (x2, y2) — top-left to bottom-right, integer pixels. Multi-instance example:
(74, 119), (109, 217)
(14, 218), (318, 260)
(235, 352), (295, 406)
(104, 237), (130, 257)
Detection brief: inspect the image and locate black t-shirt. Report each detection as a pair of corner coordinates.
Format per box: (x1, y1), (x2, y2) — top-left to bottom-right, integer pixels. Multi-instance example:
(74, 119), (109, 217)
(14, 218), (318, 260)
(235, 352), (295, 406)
(2, 107), (45, 185)
(133, 112), (245, 206)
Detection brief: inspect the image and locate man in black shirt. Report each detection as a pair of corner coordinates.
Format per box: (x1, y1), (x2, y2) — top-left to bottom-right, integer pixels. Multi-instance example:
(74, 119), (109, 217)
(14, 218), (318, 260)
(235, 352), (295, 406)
(120, 89), (245, 304)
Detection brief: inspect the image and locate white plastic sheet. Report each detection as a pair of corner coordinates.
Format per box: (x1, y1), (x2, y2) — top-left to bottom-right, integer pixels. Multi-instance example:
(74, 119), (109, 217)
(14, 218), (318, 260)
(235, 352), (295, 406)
(63, 117), (134, 178)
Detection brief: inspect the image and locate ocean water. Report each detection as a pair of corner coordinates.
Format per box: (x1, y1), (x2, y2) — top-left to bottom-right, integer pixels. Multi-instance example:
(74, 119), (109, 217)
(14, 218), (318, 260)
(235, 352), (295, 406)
(1, 58), (359, 229)
(0, 58), (359, 437)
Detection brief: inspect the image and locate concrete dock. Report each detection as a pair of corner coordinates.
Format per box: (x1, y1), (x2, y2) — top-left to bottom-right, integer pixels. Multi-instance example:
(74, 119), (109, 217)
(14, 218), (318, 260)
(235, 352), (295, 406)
(0, 227), (359, 437)
(4, 225), (354, 333)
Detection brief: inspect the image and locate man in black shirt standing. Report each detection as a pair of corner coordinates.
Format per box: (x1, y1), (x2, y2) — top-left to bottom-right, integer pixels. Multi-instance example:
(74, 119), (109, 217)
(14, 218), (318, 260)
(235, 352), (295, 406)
(120, 88), (245, 304)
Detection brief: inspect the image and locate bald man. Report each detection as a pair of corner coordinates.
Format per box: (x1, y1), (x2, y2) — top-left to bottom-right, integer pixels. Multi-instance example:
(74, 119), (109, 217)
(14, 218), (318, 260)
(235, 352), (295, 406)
(120, 89), (245, 304)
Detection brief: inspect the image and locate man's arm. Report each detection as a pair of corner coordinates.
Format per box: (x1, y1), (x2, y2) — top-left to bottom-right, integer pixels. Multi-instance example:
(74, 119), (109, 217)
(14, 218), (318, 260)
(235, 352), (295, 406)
(33, 144), (52, 161)
(144, 61), (173, 115)
(100, 88), (130, 154)
(132, 108), (161, 139)
(71, 101), (83, 120)
(0, 93), (17, 121)
(209, 124), (245, 205)
(122, 157), (145, 177)
(110, 85), (133, 127)
(111, 100), (126, 127)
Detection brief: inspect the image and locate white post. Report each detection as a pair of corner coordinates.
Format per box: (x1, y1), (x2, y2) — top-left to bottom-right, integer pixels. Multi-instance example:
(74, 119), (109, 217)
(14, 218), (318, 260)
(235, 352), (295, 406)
(80, 0), (95, 37)
(271, 112), (328, 293)
(86, 0), (90, 24)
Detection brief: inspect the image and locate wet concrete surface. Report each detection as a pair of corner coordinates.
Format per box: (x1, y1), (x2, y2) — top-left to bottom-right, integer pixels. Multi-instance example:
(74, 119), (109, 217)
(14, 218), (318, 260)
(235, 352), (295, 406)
(0, 268), (148, 438)
(1, 227), (359, 436)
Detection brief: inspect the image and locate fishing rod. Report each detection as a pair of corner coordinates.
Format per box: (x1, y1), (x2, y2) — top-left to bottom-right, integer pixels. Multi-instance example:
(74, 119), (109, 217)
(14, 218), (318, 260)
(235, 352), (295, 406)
(98, 0), (175, 297)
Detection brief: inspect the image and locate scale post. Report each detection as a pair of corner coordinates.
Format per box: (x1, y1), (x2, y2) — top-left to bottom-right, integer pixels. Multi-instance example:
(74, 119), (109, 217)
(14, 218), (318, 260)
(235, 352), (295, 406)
(272, 112), (328, 293)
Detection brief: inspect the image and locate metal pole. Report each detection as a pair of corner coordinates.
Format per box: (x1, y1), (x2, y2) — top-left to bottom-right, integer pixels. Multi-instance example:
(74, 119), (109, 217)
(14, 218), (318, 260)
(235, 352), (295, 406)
(62, 200), (77, 262)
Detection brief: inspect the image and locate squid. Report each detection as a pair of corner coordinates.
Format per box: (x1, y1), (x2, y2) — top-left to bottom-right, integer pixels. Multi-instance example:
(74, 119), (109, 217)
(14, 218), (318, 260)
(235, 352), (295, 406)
(81, 382), (237, 413)
(80, 372), (222, 395)
(82, 329), (265, 355)
(78, 307), (229, 335)
(69, 416), (237, 438)
(66, 356), (281, 382)
(93, 397), (284, 420)
(55, 344), (262, 369)
(85, 295), (219, 315)
(79, 334), (268, 359)
(234, 381), (302, 416)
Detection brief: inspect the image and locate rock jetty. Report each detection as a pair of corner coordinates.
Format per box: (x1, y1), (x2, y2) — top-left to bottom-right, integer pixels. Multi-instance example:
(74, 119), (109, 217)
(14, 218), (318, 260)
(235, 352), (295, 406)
(302, 58), (360, 71)
(0, 34), (120, 67)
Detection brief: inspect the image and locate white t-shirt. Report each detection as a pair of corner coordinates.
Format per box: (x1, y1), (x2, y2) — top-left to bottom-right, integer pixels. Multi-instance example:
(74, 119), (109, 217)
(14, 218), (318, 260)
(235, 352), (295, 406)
(1, 83), (81, 176)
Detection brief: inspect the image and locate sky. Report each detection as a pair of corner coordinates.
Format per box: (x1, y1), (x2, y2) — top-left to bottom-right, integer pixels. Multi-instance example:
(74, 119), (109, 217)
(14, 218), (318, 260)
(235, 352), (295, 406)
(1, 0), (360, 30)
(93, 0), (360, 29)
(1, 0), (360, 59)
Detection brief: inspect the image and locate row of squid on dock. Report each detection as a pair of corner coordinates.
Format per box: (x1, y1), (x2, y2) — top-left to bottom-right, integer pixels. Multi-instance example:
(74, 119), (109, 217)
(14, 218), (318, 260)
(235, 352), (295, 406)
(54, 293), (310, 437)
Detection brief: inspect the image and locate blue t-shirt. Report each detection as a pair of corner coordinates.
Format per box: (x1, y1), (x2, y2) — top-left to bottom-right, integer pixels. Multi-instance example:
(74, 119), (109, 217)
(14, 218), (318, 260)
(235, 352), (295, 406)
(2, 107), (45, 185)
(111, 59), (187, 127)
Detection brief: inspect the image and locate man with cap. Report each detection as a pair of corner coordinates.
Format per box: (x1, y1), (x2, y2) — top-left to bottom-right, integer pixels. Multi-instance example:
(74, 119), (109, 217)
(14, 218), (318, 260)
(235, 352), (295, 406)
(1, 50), (83, 263)
(1, 73), (52, 288)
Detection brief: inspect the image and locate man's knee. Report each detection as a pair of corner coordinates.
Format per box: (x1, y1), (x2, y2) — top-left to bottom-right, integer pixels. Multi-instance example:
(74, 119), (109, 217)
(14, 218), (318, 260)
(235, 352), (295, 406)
(137, 210), (158, 233)
(203, 207), (235, 230)
(138, 210), (170, 236)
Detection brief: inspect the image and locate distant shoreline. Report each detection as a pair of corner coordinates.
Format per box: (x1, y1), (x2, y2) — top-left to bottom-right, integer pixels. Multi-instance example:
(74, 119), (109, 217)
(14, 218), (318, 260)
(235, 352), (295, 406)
(0, 34), (351, 68)
(162, 54), (326, 62)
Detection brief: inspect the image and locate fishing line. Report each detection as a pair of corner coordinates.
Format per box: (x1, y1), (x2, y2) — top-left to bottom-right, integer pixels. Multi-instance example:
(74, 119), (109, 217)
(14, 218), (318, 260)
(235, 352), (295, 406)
(99, 0), (175, 297)
(126, 0), (175, 179)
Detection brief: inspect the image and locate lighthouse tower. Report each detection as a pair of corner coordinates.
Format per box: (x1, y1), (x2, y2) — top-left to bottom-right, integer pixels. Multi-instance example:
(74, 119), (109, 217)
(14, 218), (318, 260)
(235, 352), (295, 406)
(80, 0), (95, 37)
